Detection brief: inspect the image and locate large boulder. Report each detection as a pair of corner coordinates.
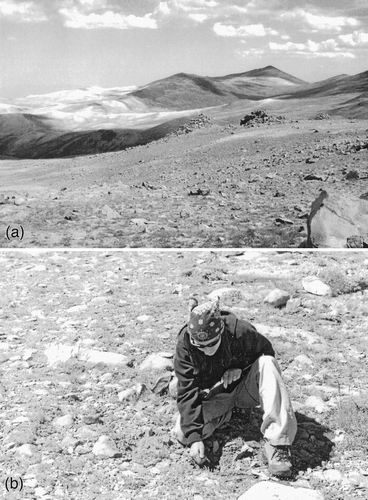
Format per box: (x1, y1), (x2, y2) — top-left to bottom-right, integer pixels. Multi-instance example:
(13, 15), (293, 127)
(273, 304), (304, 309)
(307, 190), (368, 247)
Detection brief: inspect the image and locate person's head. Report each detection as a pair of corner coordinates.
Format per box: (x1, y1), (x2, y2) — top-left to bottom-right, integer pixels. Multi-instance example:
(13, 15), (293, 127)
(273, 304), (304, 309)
(187, 297), (224, 356)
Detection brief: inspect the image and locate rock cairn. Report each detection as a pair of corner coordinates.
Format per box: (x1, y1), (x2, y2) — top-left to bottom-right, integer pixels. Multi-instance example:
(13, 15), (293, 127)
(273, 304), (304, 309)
(172, 114), (211, 136)
(240, 109), (287, 127)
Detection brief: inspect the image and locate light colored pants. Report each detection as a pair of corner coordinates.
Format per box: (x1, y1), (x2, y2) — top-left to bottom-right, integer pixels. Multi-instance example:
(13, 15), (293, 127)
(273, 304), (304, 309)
(173, 355), (297, 447)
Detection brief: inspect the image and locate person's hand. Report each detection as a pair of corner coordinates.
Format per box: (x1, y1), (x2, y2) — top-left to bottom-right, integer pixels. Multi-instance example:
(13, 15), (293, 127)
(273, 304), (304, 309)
(222, 368), (242, 389)
(190, 441), (206, 465)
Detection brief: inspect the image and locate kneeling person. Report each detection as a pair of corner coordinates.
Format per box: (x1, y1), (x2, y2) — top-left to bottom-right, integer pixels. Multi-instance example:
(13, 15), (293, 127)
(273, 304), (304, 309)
(173, 297), (297, 477)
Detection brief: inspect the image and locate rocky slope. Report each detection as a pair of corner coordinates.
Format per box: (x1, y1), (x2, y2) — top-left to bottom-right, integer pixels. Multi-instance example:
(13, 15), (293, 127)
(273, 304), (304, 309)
(0, 115), (367, 248)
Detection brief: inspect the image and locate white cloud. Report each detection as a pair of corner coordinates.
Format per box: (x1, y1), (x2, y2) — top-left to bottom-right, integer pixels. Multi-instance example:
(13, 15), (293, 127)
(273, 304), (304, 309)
(304, 12), (358, 31)
(236, 47), (265, 57)
(172, 0), (217, 11)
(282, 9), (359, 33)
(0, 1), (47, 22)
(189, 13), (207, 22)
(269, 39), (355, 58)
(339, 31), (368, 46)
(213, 22), (278, 37)
(157, 1), (170, 15)
(59, 7), (157, 29)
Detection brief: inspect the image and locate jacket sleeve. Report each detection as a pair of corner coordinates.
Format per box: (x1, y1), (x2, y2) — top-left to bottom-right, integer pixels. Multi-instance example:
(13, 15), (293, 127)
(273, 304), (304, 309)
(174, 333), (204, 446)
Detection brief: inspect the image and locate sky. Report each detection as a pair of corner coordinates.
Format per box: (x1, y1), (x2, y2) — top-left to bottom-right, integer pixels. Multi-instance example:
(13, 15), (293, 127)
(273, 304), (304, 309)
(0, 0), (368, 98)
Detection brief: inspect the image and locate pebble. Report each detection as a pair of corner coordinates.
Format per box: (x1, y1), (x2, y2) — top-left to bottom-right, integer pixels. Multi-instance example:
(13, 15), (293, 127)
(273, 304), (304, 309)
(264, 289), (290, 308)
(92, 435), (121, 458)
(53, 414), (74, 428)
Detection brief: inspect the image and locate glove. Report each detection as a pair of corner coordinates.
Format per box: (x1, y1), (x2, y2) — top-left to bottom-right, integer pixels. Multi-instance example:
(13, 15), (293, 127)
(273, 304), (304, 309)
(190, 441), (206, 465)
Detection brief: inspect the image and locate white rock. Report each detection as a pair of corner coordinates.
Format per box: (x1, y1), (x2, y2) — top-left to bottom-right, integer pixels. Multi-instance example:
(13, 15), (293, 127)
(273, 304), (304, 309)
(238, 481), (324, 500)
(23, 348), (36, 361)
(92, 435), (120, 458)
(323, 469), (343, 482)
(52, 414), (74, 428)
(78, 348), (129, 365)
(264, 289), (290, 308)
(118, 388), (136, 401)
(67, 304), (87, 313)
(32, 265), (47, 272)
(0, 342), (10, 350)
(35, 487), (48, 497)
(24, 478), (38, 488)
(305, 396), (329, 413)
(293, 355), (314, 366)
(15, 443), (37, 458)
(302, 276), (331, 296)
(139, 353), (173, 371)
(44, 344), (79, 367)
(137, 315), (152, 322)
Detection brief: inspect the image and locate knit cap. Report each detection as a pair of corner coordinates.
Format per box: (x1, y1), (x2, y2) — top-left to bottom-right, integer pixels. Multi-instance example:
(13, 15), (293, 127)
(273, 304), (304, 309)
(187, 297), (224, 343)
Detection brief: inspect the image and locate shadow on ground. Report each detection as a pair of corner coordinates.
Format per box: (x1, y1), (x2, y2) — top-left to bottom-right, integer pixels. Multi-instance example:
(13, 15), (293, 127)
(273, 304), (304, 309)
(199, 408), (334, 480)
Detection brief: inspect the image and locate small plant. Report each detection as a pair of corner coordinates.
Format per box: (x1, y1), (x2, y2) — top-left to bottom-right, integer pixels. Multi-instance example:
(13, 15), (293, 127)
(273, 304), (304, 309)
(333, 392), (368, 452)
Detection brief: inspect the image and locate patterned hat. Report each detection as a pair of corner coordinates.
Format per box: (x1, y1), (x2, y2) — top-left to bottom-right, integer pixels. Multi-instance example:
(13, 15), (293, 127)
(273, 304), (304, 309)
(187, 297), (224, 343)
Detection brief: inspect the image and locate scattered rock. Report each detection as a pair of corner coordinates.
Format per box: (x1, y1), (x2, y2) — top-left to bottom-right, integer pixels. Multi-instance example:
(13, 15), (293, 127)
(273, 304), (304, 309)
(78, 348), (130, 365)
(188, 188), (211, 196)
(83, 413), (102, 425)
(15, 443), (39, 459)
(307, 190), (368, 248)
(44, 344), (130, 367)
(139, 353), (174, 371)
(264, 289), (290, 308)
(302, 276), (331, 296)
(92, 435), (121, 458)
(137, 314), (153, 322)
(238, 481), (324, 500)
(293, 355), (314, 367)
(52, 414), (74, 428)
(44, 344), (79, 367)
(118, 388), (136, 401)
(345, 170), (359, 180)
(275, 217), (294, 225)
(305, 395), (329, 413)
(102, 205), (120, 219)
(303, 174), (323, 180)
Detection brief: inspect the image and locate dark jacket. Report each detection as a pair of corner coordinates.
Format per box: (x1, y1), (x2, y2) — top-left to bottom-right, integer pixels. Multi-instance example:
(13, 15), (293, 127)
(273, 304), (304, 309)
(174, 310), (275, 446)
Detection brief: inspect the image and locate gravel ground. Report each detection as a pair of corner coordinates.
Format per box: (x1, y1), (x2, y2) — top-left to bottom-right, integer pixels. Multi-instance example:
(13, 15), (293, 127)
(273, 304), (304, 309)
(1, 249), (368, 499)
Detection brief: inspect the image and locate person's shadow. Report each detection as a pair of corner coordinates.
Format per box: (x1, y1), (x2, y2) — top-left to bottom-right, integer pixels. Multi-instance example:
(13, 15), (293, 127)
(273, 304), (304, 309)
(202, 407), (335, 478)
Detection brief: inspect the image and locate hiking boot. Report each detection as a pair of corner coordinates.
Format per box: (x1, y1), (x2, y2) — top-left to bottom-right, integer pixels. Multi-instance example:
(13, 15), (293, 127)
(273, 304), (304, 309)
(260, 440), (292, 477)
